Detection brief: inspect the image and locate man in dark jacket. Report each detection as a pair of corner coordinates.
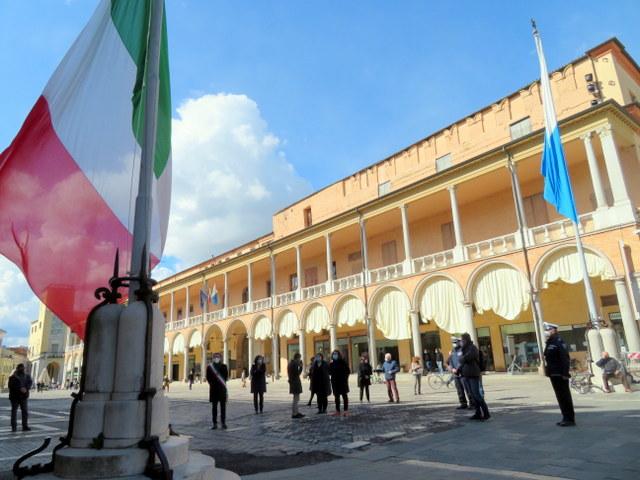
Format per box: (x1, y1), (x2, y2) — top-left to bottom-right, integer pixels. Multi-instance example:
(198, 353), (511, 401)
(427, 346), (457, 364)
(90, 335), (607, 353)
(206, 353), (228, 429)
(543, 322), (575, 426)
(250, 355), (267, 414)
(447, 338), (470, 410)
(8, 363), (32, 432)
(288, 353), (305, 419)
(329, 350), (350, 416)
(309, 353), (331, 414)
(455, 333), (490, 421)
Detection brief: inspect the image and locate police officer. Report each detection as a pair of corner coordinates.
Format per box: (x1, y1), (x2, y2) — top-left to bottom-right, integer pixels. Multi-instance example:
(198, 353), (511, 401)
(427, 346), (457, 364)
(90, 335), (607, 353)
(543, 322), (575, 427)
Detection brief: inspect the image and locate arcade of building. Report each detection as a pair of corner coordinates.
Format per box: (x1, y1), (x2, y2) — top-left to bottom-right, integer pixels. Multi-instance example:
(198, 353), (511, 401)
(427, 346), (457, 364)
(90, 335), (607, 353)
(157, 39), (640, 383)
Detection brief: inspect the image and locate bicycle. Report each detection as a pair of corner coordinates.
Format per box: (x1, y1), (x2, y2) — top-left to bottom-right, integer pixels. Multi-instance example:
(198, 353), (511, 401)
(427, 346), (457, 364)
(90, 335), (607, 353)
(569, 371), (604, 394)
(427, 371), (455, 390)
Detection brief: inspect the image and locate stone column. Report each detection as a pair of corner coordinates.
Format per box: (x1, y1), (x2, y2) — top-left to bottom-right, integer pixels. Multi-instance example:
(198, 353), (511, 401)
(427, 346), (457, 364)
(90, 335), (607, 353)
(247, 262), (253, 311)
(614, 277), (640, 353)
(329, 324), (337, 352)
(222, 339), (229, 369)
(597, 124), (636, 223)
(183, 349), (189, 382)
(200, 344), (207, 380)
(247, 336), (254, 367)
(167, 351), (172, 380)
(360, 219), (370, 282)
(400, 204), (413, 273)
(367, 316), (377, 365)
(587, 329), (605, 386)
(325, 233), (334, 293)
(297, 329), (306, 368)
(448, 185), (466, 261)
(463, 302), (478, 345)
(410, 310), (422, 358)
(271, 334), (279, 378)
(295, 245), (303, 299)
(581, 132), (608, 211)
(223, 272), (229, 313)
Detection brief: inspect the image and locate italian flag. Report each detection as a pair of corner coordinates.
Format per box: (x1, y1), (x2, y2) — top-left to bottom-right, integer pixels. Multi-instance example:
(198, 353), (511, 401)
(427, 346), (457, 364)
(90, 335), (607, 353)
(0, 0), (171, 338)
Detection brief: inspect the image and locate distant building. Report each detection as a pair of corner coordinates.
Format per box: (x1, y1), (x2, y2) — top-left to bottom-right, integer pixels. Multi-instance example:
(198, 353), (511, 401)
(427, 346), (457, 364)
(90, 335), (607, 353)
(0, 331), (29, 389)
(27, 303), (68, 385)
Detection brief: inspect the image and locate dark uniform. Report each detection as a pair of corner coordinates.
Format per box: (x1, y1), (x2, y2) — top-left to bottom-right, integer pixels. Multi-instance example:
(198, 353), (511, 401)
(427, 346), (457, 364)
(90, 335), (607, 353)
(329, 353), (350, 413)
(8, 367), (32, 432)
(206, 361), (229, 428)
(309, 358), (331, 413)
(544, 333), (575, 425)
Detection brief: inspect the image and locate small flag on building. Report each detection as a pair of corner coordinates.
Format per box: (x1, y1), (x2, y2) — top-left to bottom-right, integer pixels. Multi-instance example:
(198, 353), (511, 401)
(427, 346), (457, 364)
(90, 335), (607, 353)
(210, 284), (219, 305)
(532, 20), (578, 223)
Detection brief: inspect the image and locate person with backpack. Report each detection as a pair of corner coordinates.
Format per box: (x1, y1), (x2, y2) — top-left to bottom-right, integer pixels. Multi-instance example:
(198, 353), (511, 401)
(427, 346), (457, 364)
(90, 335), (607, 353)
(454, 333), (490, 421)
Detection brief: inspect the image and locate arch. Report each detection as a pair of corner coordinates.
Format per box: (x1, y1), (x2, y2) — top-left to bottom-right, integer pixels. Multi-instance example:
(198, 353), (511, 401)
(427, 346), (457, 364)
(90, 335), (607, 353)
(252, 315), (272, 340)
(203, 323), (224, 341)
(332, 294), (366, 328)
(172, 333), (185, 355)
(224, 319), (248, 341)
(189, 330), (202, 348)
(466, 261), (530, 321)
(302, 302), (330, 333)
(369, 286), (411, 340)
(276, 309), (299, 338)
(533, 244), (617, 290)
(415, 274), (465, 333)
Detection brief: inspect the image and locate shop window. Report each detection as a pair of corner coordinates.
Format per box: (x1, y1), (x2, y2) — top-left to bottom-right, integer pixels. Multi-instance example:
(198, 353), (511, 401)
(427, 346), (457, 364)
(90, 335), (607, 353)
(381, 240), (398, 266)
(600, 294), (618, 307)
(509, 117), (532, 140)
(303, 207), (312, 227)
(441, 222), (455, 250)
(501, 322), (541, 371)
(435, 153), (452, 173)
(523, 193), (549, 227)
(557, 325), (588, 352)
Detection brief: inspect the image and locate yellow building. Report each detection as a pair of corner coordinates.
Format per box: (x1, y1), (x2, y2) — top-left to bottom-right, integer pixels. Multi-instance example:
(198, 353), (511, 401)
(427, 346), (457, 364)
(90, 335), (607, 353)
(0, 342), (29, 391)
(150, 38), (640, 381)
(27, 303), (69, 385)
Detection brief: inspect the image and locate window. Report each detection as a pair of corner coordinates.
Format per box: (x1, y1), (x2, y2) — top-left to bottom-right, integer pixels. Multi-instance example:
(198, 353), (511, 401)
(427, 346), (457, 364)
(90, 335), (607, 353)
(381, 240), (398, 266)
(441, 222), (455, 250)
(242, 287), (249, 304)
(303, 207), (312, 228)
(177, 308), (183, 320)
(435, 153), (452, 173)
(331, 261), (337, 280)
(289, 273), (298, 291)
(600, 295), (618, 307)
(348, 250), (363, 274)
(304, 267), (318, 287)
(510, 117), (532, 140)
(189, 305), (194, 314)
(51, 343), (59, 353)
(347, 251), (361, 262)
(266, 280), (272, 297)
(523, 193), (549, 227)
(378, 181), (391, 197)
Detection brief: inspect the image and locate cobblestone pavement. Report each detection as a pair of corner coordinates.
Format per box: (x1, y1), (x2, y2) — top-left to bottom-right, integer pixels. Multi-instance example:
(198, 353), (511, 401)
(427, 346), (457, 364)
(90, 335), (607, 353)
(2, 373), (639, 479)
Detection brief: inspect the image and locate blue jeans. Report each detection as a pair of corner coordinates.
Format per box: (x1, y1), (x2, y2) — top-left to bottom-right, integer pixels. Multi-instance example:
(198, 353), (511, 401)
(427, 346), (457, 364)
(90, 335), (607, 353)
(463, 377), (489, 418)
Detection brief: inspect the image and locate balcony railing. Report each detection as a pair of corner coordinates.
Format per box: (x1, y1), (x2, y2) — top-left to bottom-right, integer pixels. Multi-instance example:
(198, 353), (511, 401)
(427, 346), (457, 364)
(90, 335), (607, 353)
(302, 283), (326, 301)
(208, 309), (226, 322)
(465, 232), (519, 260)
(369, 261), (404, 284)
(188, 314), (203, 327)
(252, 297), (272, 312)
(333, 273), (363, 293)
(228, 304), (247, 317)
(530, 213), (594, 246)
(275, 291), (296, 307)
(413, 250), (454, 273)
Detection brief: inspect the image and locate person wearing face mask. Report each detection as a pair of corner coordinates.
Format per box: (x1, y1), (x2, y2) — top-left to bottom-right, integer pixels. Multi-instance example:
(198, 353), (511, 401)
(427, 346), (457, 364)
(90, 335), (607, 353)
(206, 353), (229, 429)
(357, 355), (373, 402)
(454, 333), (490, 421)
(329, 350), (350, 415)
(250, 355), (267, 414)
(309, 353), (331, 414)
(543, 322), (575, 426)
(446, 338), (470, 410)
(8, 363), (32, 432)
(306, 356), (316, 407)
(288, 353), (305, 419)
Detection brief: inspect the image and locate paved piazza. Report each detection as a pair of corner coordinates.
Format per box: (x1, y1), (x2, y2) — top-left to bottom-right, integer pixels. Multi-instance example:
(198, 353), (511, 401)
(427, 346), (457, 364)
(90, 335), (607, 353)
(1, 374), (638, 479)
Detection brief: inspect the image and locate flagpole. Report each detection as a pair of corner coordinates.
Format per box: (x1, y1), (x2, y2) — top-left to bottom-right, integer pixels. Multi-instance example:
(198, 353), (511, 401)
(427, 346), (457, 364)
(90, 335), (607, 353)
(573, 220), (601, 328)
(130, 0), (164, 295)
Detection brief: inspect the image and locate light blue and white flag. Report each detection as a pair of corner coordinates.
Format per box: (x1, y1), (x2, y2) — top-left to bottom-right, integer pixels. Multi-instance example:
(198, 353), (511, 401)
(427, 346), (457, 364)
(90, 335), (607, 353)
(210, 283), (219, 305)
(533, 22), (578, 223)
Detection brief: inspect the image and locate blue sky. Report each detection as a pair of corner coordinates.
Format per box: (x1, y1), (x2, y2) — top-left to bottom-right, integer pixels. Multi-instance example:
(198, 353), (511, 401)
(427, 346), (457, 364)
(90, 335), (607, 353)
(0, 0), (639, 345)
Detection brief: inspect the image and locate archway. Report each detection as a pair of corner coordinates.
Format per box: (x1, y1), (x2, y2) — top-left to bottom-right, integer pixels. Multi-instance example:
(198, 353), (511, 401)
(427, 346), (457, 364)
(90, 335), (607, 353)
(369, 286), (411, 368)
(39, 361), (60, 386)
(226, 320), (249, 379)
(276, 309), (300, 373)
(204, 324), (224, 364)
(467, 262), (531, 371)
(251, 315), (273, 374)
(186, 329), (203, 381)
(171, 333), (185, 381)
(330, 295), (368, 371)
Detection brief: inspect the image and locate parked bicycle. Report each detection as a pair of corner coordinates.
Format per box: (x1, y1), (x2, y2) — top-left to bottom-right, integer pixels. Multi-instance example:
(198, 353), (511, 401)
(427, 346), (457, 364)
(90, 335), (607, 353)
(569, 371), (603, 394)
(427, 371), (455, 389)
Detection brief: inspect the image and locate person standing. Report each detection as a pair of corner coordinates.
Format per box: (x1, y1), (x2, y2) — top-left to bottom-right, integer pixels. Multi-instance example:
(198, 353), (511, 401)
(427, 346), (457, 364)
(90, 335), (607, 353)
(188, 369), (195, 390)
(357, 356), (372, 402)
(456, 333), (490, 421)
(329, 350), (350, 416)
(410, 356), (423, 395)
(382, 353), (400, 403)
(206, 353), (228, 429)
(288, 353), (305, 419)
(306, 356), (316, 406)
(446, 338), (470, 410)
(435, 348), (444, 374)
(543, 322), (575, 426)
(8, 363), (32, 432)
(309, 353), (331, 414)
(250, 355), (267, 414)
(423, 349), (433, 372)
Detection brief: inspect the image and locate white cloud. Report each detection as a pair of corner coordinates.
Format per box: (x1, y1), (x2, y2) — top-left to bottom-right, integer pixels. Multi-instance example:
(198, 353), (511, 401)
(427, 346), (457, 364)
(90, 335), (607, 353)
(165, 93), (311, 268)
(0, 256), (39, 347)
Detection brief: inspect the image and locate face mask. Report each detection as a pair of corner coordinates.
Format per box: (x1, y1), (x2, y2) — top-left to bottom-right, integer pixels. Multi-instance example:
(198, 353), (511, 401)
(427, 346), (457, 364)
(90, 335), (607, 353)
(332, 354), (339, 360)
(315, 356), (322, 363)
(460, 341), (466, 348)
(213, 358), (220, 364)
(257, 359), (263, 365)
(543, 331), (551, 338)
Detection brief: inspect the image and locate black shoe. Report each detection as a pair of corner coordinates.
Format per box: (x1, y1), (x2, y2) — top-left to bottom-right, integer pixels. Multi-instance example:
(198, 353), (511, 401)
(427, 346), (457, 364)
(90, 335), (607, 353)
(211, 424), (217, 430)
(388, 399), (394, 403)
(456, 405), (469, 410)
(292, 413), (305, 419)
(469, 414), (483, 420)
(222, 423), (227, 430)
(22, 427), (31, 431)
(396, 400), (400, 403)
(11, 427), (17, 433)
(255, 410), (259, 414)
(558, 421), (576, 427)
(307, 402), (312, 406)
(481, 414), (491, 421)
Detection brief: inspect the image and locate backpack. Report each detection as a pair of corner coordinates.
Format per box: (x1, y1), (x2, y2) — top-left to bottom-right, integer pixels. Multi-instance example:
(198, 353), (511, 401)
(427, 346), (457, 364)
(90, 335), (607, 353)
(478, 348), (487, 372)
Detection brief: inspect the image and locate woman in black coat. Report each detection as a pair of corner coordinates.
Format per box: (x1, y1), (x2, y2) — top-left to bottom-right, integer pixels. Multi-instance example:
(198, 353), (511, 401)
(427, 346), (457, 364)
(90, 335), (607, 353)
(357, 356), (373, 402)
(250, 355), (267, 414)
(329, 350), (350, 415)
(309, 353), (331, 414)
